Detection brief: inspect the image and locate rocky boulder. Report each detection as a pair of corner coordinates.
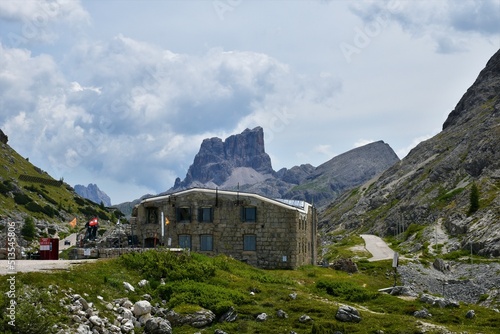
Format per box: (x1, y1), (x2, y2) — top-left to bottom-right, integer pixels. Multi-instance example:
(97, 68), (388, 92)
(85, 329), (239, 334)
(335, 305), (362, 323)
(133, 300), (152, 317)
(166, 308), (216, 328)
(144, 317), (173, 334)
(331, 258), (358, 273)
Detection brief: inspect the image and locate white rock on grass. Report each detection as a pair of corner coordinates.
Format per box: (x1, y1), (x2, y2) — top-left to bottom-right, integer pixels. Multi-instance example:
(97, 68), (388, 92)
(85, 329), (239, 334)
(123, 282), (135, 292)
(133, 300), (152, 317)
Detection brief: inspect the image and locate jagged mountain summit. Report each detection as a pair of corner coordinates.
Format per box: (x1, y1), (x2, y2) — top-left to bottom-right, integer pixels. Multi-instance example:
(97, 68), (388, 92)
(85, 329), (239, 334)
(321, 49), (500, 256)
(74, 183), (112, 207)
(173, 126), (273, 189)
(168, 126), (400, 207)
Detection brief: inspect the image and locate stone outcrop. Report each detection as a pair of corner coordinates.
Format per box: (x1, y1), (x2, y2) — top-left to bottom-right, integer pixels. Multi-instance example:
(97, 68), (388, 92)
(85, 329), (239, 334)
(321, 49), (500, 257)
(177, 126), (273, 187)
(169, 127), (399, 208)
(0, 129), (7, 144)
(74, 183), (112, 206)
(331, 258), (358, 273)
(335, 305), (362, 323)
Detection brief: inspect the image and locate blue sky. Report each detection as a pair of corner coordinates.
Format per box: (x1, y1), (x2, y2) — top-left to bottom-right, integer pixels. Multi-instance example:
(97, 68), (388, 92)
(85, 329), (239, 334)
(0, 0), (499, 204)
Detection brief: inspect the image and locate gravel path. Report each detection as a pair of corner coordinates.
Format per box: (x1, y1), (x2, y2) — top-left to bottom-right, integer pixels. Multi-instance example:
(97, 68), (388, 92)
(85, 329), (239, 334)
(360, 234), (395, 261)
(0, 259), (97, 275)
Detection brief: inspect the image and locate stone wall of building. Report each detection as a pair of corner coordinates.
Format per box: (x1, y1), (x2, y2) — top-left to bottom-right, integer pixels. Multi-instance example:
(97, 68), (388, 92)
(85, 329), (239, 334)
(134, 190), (317, 269)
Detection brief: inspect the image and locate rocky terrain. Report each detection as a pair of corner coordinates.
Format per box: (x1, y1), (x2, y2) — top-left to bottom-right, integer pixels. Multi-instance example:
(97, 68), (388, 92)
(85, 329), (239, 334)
(398, 260), (500, 308)
(321, 48), (500, 257)
(166, 126), (399, 208)
(75, 183), (112, 207)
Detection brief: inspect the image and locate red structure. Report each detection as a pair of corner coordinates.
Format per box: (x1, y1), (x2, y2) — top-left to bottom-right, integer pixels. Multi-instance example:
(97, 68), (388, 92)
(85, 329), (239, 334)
(39, 238), (59, 260)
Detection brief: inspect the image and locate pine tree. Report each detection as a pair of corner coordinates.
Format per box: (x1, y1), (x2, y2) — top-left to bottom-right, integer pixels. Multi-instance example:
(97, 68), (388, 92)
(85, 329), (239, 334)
(468, 182), (480, 215)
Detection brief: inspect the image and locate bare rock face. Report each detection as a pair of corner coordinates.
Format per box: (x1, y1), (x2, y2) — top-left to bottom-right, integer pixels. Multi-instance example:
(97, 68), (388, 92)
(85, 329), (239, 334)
(74, 183), (112, 206)
(178, 127), (273, 187)
(443, 49), (500, 130)
(0, 129), (7, 144)
(170, 126), (399, 208)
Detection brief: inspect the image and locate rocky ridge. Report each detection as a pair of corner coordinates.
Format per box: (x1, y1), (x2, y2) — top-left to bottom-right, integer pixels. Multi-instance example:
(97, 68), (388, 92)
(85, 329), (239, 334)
(320, 49), (500, 257)
(75, 183), (112, 207)
(168, 126), (399, 208)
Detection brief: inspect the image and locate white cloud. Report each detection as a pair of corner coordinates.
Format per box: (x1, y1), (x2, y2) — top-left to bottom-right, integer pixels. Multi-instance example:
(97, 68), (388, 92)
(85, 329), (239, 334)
(349, 0), (500, 53)
(0, 0), (89, 45)
(1, 31), (345, 202)
(0, 1), (498, 203)
(0, 0), (89, 22)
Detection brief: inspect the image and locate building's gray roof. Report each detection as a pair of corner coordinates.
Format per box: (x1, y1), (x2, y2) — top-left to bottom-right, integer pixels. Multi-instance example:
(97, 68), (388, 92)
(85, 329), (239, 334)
(141, 187), (312, 213)
(274, 199), (307, 210)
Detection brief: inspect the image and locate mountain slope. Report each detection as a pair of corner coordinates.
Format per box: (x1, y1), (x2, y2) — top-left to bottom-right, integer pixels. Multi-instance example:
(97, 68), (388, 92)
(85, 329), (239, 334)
(166, 127), (399, 208)
(0, 134), (121, 253)
(321, 49), (500, 256)
(283, 141), (399, 205)
(74, 183), (112, 206)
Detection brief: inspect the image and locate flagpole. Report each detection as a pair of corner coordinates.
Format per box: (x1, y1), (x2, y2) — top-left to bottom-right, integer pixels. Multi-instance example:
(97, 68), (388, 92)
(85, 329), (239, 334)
(161, 211), (165, 246)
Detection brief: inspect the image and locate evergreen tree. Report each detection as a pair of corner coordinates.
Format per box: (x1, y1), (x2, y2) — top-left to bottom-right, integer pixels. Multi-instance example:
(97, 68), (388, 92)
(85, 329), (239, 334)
(468, 182), (480, 215)
(21, 216), (37, 241)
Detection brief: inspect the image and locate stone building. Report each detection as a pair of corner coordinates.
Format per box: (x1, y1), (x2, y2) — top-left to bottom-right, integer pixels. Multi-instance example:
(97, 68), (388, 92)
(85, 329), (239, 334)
(131, 188), (317, 269)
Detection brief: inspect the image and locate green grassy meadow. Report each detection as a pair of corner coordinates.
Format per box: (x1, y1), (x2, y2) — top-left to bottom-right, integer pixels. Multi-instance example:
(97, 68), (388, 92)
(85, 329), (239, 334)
(1, 250), (498, 334)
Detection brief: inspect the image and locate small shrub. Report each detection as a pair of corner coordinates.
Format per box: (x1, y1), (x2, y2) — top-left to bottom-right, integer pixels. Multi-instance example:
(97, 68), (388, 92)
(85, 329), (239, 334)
(14, 193), (32, 205)
(74, 196), (85, 206)
(158, 280), (248, 316)
(120, 250), (216, 281)
(316, 280), (378, 302)
(21, 216), (37, 241)
(0, 180), (14, 194)
(478, 294), (489, 302)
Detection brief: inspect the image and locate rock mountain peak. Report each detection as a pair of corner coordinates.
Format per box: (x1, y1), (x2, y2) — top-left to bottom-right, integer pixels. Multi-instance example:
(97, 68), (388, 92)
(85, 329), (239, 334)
(171, 127), (399, 207)
(175, 126), (273, 188)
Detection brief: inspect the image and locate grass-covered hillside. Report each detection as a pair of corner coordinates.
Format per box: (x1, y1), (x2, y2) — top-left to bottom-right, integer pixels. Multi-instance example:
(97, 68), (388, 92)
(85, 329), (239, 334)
(1, 250), (498, 334)
(0, 141), (123, 248)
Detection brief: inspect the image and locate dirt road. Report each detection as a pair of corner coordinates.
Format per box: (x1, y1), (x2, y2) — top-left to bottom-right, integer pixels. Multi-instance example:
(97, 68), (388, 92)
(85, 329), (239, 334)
(360, 234), (395, 262)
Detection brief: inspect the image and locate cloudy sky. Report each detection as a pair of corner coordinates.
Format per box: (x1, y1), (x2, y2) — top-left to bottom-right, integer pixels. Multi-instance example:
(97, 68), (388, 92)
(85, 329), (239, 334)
(0, 0), (499, 204)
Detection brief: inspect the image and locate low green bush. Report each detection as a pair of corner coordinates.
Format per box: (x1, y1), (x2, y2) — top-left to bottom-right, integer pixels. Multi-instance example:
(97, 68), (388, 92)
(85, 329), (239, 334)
(316, 279), (378, 302)
(157, 280), (248, 316)
(0, 180), (14, 195)
(14, 193), (32, 205)
(120, 250), (216, 282)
